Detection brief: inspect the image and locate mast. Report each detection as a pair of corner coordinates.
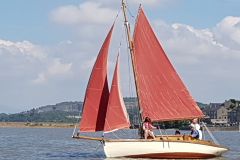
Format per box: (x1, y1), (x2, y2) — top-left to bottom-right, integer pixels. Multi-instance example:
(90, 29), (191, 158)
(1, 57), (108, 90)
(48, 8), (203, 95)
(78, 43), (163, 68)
(122, 0), (143, 122)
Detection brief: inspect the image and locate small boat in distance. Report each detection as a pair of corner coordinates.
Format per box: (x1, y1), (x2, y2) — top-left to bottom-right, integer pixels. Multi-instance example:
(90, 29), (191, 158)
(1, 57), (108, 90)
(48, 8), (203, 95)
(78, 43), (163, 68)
(73, 0), (229, 158)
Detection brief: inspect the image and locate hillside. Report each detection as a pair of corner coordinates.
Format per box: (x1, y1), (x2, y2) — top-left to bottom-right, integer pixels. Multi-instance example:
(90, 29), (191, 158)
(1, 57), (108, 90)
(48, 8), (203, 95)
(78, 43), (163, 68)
(0, 98), (208, 123)
(196, 102), (208, 108)
(0, 101), (83, 123)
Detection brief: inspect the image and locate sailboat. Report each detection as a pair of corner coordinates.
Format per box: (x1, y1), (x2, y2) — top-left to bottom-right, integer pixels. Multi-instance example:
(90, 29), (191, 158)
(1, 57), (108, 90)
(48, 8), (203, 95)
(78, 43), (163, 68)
(73, 0), (229, 158)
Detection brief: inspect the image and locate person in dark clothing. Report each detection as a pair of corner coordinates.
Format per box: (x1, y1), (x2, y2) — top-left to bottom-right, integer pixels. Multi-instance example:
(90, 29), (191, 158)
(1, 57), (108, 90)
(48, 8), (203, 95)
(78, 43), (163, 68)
(175, 130), (181, 135)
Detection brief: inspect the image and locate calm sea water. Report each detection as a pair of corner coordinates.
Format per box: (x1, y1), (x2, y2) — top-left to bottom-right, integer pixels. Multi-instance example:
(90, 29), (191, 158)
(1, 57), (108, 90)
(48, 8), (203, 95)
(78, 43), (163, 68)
(0, 127), (239, 160)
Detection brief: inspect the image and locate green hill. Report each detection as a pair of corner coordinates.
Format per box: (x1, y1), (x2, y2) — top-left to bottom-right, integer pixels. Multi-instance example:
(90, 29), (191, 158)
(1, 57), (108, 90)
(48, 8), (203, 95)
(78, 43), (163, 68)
(0, 98), (208, 123)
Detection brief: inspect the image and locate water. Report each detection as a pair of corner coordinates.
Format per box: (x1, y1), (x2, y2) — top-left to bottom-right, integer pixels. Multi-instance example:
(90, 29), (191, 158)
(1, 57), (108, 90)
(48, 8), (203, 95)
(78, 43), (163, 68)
(0, 128), (239, 160)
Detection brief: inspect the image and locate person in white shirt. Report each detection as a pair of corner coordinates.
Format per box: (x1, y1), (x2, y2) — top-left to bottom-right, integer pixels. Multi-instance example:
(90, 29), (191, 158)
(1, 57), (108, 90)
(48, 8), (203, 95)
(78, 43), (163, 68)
(192, 118), (202, 140)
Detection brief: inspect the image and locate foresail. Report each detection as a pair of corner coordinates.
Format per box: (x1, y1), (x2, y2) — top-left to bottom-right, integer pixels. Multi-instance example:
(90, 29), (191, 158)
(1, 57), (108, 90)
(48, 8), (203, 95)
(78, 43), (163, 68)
(104, 53), (131, 132)
(132, 8), (204, 122)
(79, 25), (114, 132)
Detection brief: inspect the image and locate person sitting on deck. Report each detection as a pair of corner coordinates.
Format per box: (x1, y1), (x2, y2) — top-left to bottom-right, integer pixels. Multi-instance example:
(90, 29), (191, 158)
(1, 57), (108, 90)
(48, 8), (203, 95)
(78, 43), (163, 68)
(189, 124), (199, 140)
(175, 130), (181, 135)
(142, 117), (156, 139)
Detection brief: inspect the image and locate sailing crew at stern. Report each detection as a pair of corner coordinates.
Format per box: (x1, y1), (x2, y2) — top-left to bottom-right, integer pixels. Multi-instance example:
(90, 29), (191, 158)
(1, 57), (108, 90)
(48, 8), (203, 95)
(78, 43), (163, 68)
(192, 118), (202, 140)
(189, 124), (199, 139)
(143, 117), (156, 139)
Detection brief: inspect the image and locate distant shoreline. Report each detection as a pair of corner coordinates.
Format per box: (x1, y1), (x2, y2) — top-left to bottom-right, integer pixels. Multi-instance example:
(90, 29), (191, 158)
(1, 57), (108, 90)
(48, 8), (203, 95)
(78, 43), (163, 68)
(0, 122), (79, 128)
(1, 122), (239, 131)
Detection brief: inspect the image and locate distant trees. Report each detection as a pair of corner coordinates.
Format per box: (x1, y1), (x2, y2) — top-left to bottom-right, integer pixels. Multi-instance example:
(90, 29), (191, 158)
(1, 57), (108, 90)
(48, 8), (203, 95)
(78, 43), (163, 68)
(0, 111), (80, 123)
(0, 99), (194, 128)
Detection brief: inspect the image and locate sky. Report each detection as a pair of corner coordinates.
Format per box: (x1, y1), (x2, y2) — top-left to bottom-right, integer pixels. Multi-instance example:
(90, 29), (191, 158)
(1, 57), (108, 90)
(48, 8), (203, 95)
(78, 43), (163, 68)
(1, 0), (240, 113)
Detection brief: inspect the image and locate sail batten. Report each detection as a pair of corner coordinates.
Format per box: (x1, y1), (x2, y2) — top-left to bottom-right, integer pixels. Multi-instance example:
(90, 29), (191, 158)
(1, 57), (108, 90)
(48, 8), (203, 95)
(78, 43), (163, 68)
(132, 8), (204, 122)
(79, 25), (114, 132)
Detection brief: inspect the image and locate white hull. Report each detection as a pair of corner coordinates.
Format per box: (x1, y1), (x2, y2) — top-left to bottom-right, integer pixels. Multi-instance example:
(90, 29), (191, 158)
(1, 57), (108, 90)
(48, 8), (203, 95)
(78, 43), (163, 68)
(103, 140), (228, 159)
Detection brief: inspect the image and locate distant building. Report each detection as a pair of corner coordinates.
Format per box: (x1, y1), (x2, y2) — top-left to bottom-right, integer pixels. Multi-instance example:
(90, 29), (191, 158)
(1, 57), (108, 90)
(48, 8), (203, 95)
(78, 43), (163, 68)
(224, 100), (235, 109)
(228, 109), (237, 124)
(209, 103), (222, 107)
(202, 105), (228, 124)
(225, 99), (240, 124)
(66, 116), (81, 119)
(237, 104), (240, 123)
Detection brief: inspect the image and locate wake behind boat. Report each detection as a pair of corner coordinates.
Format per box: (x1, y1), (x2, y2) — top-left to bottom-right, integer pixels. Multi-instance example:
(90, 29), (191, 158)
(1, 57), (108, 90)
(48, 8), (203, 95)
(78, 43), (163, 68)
(72, 0), (229, 158)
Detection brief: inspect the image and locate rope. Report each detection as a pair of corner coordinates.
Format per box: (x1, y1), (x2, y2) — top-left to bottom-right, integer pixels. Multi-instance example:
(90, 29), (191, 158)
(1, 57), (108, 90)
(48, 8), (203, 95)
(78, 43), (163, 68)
(203, 123), (220, 145)
(111, 131), (121, 139)
(157, 122), (165, 148)
(200, 119), (206, 141)
(122, 11), (139, 129)
(94, 142), (102, 151)
(163, 123), (170, 148)
(72, 109), (82, 136)
(125, 0), (136, 23)
(113, 7), (122, 23)
(104, 120), (121, 139)
(124, 23), (134, 98)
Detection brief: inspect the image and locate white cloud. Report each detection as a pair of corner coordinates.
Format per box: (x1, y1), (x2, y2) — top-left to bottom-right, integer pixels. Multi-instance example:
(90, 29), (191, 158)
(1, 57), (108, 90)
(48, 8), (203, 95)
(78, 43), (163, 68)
(153, 18), (240, 64)
(94, 0), (175, 8)
(33, 73), (46, 84)
(59, 40), (72, 45)
(0, 40), (46, 59)
(48, 59), (72, 75)
(125, 0), (171, 7)
(212, 16), (240, 50)
(49, 1), (117, 25)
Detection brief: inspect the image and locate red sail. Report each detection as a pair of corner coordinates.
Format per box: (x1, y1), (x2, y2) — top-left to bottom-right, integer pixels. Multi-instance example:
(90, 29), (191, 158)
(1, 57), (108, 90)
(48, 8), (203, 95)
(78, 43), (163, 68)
(104, 53), (131, 132)
(132, 8), (204, 122)
(79, 25), (114, 132)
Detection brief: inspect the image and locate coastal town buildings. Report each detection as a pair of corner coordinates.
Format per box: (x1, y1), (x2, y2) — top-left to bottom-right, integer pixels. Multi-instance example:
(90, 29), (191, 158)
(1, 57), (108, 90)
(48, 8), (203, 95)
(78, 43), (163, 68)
(228, 109), (237, 124)
(236, 103), (240, 122)
(202, 99), (240, 125)
(202, 104), (228, 124)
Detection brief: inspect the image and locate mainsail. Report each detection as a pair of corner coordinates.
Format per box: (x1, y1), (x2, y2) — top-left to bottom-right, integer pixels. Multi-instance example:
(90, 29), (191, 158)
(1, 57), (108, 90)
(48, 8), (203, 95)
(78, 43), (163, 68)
(132, 8), (204, 122)
(104, 53), (131, 132)
(79, 25), (114, 132)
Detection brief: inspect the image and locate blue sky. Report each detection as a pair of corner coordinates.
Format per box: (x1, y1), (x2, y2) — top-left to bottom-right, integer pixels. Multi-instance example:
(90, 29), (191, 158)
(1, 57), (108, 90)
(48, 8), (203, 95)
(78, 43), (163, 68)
(1, 0), (240, 113)
(1, 0), (240, 45)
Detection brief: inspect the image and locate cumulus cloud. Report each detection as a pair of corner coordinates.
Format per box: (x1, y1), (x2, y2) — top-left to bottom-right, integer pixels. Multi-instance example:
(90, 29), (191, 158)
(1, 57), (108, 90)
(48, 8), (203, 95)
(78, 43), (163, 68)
(153, 18), (240, 63)
(124, 0), (173, 7)
(0, 39), (74, 85)
(49, 0), (170, 27)
(212, 16), (240, 50)
(94, 0), (175, 9)
(49, 1), (117, 25)
(48, 59), (72, 75)
(0, 40), (46, 59)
